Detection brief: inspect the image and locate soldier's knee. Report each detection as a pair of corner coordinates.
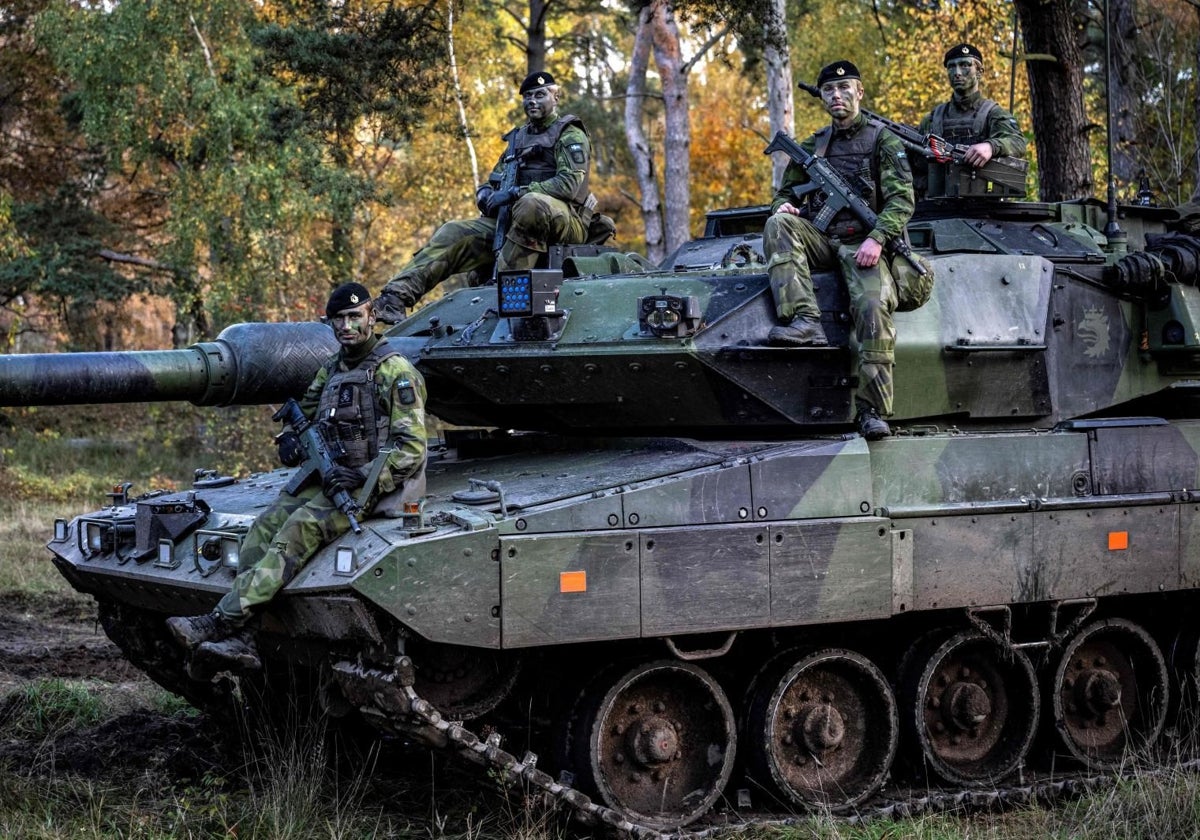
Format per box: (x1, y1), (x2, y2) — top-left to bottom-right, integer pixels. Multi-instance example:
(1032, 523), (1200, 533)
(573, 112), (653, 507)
(509, 193), (554, 229)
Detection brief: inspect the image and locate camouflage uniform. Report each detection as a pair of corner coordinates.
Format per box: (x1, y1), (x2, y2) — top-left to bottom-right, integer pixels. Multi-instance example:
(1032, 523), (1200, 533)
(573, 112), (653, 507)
(215, 335), (427, 621)
(764, 112), (915, 417)
(914, 90), (1026, 198)
(382, 115), (594, 307)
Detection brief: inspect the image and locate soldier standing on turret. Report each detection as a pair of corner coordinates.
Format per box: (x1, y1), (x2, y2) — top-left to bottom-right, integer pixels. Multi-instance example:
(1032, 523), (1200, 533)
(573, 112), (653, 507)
(166, 283), (427, 668)
(914, 43), (1027, 199)
(374, 71), (597, 322)
(763, 60), (915, 441)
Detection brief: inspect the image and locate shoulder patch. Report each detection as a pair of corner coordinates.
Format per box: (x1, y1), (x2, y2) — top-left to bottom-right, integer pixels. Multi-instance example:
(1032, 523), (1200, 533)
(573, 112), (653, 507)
(568, 143), (587, 166)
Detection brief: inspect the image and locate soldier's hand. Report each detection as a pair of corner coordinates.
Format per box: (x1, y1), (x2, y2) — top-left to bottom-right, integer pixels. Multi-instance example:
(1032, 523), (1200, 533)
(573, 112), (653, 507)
(275, 431), (303, 467)
(855, 238), (883, 268)
(323, 465), (366, 499)
(475, 186), (495, 216)
(373, 290), (407, 325)
(485, 187), (520, 215)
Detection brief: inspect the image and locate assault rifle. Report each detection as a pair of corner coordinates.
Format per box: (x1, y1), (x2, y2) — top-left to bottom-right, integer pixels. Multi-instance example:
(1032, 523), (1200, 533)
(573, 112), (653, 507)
(798, 82), (1027, 195)
(492, 141), (533, 266)
(763, 131), (929, 278)
(274, 398), (363, 534)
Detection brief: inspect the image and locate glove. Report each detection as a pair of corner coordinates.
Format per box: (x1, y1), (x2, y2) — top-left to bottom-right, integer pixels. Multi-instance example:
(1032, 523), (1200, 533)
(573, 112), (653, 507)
(485, 187), (520, 216)
(323, 465), (366, 500)
(373, 290), (407, 325)
(275, 431), (303, 467)
(475, 186), (495, 216)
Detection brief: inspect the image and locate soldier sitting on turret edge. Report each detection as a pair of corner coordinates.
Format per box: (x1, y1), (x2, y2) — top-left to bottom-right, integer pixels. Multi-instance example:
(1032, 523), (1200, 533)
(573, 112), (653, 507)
(166, 283), (428, 670)
(914, 43), (1027, 199)
(374, 71), (599, 322)
(763, 60), (915, 441)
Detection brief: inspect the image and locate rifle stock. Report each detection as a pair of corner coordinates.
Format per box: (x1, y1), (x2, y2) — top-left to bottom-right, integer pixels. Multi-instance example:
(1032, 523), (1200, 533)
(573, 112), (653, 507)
(763, 131), (928, 278)
(273, 398), (363, 534)
(797, 82), (1026, 195)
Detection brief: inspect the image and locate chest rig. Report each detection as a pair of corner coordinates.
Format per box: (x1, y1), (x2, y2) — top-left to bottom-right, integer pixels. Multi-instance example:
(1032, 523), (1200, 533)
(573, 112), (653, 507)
(315, 341), (400, 469)
(808, 120), (884, 240)
(505, 114), (591, 206)
(930, 98), (997, 145)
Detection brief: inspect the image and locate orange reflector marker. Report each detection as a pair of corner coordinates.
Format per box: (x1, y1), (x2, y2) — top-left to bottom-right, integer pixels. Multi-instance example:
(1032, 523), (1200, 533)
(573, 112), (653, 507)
(403, 501), (420, 515)
(560, 570), (587, 593)
(1108, 531), (1129, 551)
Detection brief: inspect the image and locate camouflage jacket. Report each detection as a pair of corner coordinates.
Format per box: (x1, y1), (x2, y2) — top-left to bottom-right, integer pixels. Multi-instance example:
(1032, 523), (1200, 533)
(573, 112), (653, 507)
(296, 335), (427, 498)
(488, 112), (591, 207)
(771, 112), (915, 246)
(918, 90), (1026, 160)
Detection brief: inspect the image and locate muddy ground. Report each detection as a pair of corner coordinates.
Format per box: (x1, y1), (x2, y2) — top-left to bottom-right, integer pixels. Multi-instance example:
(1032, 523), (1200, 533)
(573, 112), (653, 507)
(0, 593), (230, 783)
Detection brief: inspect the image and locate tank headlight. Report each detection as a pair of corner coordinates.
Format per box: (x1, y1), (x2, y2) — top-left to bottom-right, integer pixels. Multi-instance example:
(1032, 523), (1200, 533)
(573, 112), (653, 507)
(193, 529), (243, 577)
(80, 519), (111, 556)
(155, 539), (177, 569)
(335, 546), (357, 576)
(1163, 320), (1186, 345)
(637, 293), (701, 338)
(53, 519), (68, 542)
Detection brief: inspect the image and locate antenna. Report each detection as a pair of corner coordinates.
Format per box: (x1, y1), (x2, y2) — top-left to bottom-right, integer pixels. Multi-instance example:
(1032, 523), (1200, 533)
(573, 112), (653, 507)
(1102, 0), (1126, 248)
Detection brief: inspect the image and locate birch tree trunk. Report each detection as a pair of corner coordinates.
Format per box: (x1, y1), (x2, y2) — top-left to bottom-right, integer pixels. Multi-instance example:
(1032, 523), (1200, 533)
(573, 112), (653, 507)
(650, 1), (690, 256)
(447, 1), (480, 187)
(624, 3), (665, 263)
(763, 0), (794, 189)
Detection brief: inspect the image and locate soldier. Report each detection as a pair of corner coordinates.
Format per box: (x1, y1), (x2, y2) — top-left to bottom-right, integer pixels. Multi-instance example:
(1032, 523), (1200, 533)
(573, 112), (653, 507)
(763, 60), (914, 441)
(374, 71), (597, 322)
(166, 282), (427, 667)
(915, 43), (1027, 198)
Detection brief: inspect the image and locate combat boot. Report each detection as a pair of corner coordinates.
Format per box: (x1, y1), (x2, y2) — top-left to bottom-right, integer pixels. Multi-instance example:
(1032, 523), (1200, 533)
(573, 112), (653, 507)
(187, 633), (262, 679)
(166, 611), (237, 651)
(767, 314), (829, 347)
(855, 407), (891, 441)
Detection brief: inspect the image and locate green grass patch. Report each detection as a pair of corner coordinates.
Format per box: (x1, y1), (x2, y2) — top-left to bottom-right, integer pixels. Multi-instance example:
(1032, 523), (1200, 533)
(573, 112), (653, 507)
(0, 678), (107, 738)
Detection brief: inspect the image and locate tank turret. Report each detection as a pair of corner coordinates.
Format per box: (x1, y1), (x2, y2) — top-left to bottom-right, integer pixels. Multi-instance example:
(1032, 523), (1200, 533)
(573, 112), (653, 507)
(18, 197), (1200, 834)
(3, 201), (1200, 436)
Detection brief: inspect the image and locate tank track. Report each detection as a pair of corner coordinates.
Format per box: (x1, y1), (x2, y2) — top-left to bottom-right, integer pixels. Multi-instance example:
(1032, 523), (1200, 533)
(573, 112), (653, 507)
(334, 654), (1197, 838)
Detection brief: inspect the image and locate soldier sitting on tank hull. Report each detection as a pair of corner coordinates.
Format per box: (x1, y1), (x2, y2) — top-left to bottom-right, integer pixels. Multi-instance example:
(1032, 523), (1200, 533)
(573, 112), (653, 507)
(914, 43), (1027, 199)
(166, 282), (428, 671)
(763, 60), (915, 441)
(374, 71), (600, 322)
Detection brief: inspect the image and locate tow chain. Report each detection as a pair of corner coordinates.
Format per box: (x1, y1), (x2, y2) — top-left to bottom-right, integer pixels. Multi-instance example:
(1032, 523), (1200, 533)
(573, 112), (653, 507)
(341, 655), (1200, 839)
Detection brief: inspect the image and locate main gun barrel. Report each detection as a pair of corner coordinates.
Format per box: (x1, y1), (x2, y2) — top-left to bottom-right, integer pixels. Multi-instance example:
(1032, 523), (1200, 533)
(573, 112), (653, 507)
(0, 322), (340, 407)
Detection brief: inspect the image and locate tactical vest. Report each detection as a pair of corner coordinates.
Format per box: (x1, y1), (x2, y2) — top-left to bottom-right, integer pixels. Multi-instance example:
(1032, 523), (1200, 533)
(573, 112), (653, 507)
(930, 98), (997, 145)
(314, 340), (401, 469)
(505, 114), (591, 206)
(810, 120), (884, 239)
(926, 98), (998, 198)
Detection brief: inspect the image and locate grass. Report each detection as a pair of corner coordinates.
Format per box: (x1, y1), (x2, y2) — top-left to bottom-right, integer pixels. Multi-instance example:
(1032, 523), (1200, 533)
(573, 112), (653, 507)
(5, 405), (1200, 837)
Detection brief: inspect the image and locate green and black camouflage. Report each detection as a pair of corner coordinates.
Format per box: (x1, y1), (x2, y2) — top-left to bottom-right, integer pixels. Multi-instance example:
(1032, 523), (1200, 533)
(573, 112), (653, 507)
(10, 190), (1200, 832)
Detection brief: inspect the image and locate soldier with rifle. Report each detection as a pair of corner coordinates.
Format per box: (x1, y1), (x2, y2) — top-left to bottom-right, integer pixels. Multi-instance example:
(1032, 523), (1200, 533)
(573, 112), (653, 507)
(914, 43), (1028, 199)
(166, 283), (427, 670)
(764, 60), (915, 441)
(375, 71), (597, 322)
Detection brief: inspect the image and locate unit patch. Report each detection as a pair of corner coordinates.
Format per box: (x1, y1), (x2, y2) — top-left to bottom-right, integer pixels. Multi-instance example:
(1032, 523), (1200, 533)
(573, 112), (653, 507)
(568, 143), (587, 166)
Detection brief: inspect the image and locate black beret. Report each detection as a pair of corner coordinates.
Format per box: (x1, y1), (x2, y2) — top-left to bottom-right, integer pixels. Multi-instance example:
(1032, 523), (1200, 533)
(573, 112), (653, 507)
(816, 60), (861, 88)
(519, 71), (556, 94)
(326, 282), (373, 317)
(944, 43), (983, 66)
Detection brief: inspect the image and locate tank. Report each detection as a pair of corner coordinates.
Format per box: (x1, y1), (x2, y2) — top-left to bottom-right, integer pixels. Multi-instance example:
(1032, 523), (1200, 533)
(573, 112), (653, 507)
(6, 196), (1200, 832)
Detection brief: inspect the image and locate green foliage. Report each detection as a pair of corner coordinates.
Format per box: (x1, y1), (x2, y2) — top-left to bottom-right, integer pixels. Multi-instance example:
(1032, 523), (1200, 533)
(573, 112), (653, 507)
(1, 679), (106, 738)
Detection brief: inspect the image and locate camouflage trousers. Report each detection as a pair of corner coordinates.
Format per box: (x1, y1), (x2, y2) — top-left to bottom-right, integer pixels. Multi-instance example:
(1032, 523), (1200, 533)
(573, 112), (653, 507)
(384, 193), (588, 307)
(215, 483), (357, 622)
(763, 213), (897, 416)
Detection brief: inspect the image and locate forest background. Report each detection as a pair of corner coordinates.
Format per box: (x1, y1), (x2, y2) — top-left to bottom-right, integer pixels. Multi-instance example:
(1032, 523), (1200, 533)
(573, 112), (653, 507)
(1, 0), (1198, 355)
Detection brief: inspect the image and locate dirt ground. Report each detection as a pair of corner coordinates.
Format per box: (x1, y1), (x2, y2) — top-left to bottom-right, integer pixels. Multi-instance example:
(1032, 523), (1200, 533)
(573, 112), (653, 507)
(0, 593), (229, 783)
